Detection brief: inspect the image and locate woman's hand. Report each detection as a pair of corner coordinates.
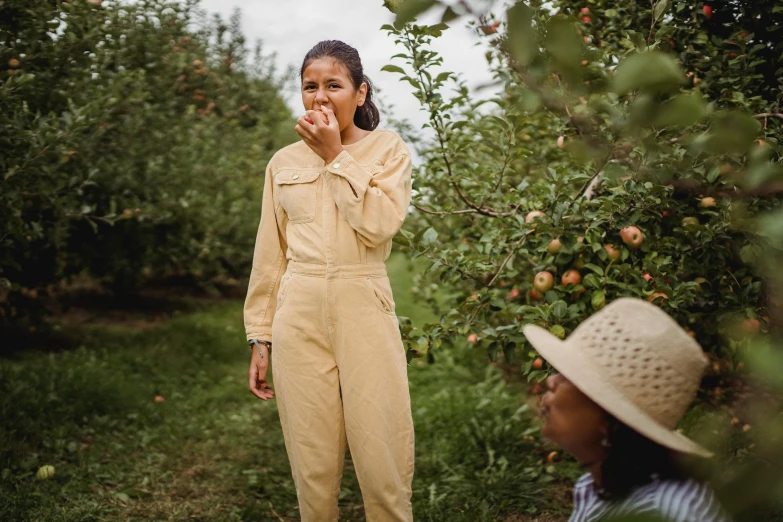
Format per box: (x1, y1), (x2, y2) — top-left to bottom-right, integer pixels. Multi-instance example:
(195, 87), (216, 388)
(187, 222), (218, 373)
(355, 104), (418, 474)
(249, 345), (274, 401)
(295, 106), (344, 164)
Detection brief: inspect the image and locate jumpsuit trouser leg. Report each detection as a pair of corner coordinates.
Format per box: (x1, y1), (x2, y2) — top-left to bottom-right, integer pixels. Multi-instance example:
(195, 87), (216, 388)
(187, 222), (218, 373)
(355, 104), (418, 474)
(271, 261), (415, 522)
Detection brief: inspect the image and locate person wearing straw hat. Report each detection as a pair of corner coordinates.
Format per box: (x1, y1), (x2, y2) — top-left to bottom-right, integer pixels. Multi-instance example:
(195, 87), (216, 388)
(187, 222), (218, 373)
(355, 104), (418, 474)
(523, 297), (731, 521)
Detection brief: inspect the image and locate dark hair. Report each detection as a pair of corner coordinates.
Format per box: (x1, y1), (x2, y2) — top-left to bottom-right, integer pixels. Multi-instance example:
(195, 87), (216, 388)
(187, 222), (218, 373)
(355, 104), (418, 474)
(598, 416), (707, 500)
(300, 40), (380, 131)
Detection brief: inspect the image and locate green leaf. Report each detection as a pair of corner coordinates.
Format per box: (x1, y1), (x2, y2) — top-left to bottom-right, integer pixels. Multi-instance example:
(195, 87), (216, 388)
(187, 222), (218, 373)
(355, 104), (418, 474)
(653, 0), (670, 22)
(745, 163), (783, 190)
(552, 300), (568, 319)
(757, 207), (783, 249)
(584, 263), (603, 275)
(381, 64), (406, 75)
(506, 2), (537, 66)
(612, 51), (685, 94)
(421, 227), (439, 246)
(545, 17), (583, 70)
(4, 165), (19, 181)
(696, 111), (761, 153)
(395, 0), (437, 25)
(440, 5), (459, 23)
(435, 71), (451, 83)
(654, 93), (707, 128)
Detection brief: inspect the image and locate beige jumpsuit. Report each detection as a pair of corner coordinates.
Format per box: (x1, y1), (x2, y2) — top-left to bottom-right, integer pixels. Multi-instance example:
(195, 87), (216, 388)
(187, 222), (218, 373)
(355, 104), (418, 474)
(244, 129), (415, 522)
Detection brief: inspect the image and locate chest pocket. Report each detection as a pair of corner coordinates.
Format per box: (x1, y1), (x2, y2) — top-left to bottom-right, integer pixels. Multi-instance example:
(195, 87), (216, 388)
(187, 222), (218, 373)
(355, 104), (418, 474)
(274, 169), (321, 224)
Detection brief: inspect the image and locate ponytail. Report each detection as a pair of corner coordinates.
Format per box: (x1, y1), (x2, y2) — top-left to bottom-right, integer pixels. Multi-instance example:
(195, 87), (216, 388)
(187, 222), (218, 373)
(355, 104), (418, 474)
(355, 74), (380, 131)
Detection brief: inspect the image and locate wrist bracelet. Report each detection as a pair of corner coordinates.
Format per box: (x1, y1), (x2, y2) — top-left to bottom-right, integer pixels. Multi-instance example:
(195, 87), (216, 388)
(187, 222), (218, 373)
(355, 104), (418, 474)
(249, 339), (272, 358)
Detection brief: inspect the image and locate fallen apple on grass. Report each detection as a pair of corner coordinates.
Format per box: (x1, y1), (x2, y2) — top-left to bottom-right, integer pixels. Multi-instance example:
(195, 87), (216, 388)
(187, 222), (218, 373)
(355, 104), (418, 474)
(36, 465), (55, 480)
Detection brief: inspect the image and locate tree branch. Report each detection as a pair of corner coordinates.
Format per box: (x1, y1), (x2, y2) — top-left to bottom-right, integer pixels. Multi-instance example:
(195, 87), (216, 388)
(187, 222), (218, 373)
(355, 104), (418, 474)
(487, 231), (533, 288)
(405, 29), (513, 219)
(753, 113), (783, 120)
(413, 204), (483, 216)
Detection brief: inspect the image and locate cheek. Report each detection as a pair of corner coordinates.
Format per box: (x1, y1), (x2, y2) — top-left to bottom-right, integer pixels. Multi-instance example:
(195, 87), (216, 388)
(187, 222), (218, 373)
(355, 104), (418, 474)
(543, 395), (604, 448)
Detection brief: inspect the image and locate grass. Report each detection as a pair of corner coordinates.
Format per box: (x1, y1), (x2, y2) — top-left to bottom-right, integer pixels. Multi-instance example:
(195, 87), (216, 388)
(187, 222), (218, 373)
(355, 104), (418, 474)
(0, 253), (575, 522)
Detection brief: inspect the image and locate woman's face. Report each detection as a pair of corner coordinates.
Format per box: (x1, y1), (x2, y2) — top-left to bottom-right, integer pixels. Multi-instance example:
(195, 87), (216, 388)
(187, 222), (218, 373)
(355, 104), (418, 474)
(540, 373), (609, 462)
(301, 58), (366, 133)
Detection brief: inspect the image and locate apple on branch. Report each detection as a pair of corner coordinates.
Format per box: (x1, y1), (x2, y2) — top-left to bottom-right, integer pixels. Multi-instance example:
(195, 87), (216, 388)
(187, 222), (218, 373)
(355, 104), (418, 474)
(620, 226), (643, 249)
(534, 271), (554, 293)
(604, 243), (621, 261)
(561, 269), (581, 287)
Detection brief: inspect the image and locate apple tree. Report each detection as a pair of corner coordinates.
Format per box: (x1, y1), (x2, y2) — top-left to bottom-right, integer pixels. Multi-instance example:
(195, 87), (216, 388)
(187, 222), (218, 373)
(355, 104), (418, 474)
(385, 0), (780, 376)
(385, 0), (782, 513)
(0, 0), (295, 327)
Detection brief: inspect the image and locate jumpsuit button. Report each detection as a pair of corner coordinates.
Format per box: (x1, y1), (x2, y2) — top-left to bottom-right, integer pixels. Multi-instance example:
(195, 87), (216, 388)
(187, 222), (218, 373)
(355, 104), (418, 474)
(292, 174), (299, 180)
(333, 162), (341, 169)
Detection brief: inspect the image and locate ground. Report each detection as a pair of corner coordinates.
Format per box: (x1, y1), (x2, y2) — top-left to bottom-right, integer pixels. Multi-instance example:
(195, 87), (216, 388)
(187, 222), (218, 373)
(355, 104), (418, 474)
(0, 253), (576, 521)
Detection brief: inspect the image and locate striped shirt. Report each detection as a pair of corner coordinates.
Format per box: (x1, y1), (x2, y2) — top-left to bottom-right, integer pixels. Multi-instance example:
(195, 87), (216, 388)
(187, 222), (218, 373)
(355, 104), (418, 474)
(569, 473), (731, 522)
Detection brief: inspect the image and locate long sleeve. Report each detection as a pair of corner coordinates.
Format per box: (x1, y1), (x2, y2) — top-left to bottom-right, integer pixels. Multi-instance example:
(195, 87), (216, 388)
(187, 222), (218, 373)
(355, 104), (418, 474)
(244, 162), (289, 343)
(323, 148), (412, 248)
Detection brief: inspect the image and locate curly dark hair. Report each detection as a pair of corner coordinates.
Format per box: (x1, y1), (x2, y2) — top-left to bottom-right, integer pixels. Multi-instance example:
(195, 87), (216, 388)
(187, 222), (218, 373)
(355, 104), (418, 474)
(598, 416), (707, 500)
(300, 40), (380, 131)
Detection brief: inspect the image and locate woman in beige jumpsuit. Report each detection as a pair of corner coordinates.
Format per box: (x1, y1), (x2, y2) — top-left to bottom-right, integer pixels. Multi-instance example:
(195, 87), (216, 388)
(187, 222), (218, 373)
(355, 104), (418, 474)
(244, 40), (415, 522)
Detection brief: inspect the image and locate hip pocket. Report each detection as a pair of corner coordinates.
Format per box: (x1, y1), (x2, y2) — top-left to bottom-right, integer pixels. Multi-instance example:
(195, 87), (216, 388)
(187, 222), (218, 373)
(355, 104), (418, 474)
(363, 276), (396, 316)
(275, 273), (293, 311)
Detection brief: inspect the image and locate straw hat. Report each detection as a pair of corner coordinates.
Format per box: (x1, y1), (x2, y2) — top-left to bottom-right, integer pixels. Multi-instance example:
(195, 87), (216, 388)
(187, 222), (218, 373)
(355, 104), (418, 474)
(523, 297), (712, 457)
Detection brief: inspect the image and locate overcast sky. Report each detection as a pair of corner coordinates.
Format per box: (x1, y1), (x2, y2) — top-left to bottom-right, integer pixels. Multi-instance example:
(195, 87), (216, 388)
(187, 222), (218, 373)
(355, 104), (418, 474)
(195, 0), (501, 137)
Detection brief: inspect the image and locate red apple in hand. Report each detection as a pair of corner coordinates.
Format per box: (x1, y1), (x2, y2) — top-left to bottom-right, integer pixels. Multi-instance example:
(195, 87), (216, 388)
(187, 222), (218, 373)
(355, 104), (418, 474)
(304, 110), (329, 125)
(620, 226), (643, 249)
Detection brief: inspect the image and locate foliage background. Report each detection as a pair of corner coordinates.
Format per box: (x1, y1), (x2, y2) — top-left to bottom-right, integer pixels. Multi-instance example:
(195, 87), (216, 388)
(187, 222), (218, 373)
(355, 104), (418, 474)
(384, 0), (782, 519)
(2, 0), (782, 519)
(1, 0), (296, 326)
